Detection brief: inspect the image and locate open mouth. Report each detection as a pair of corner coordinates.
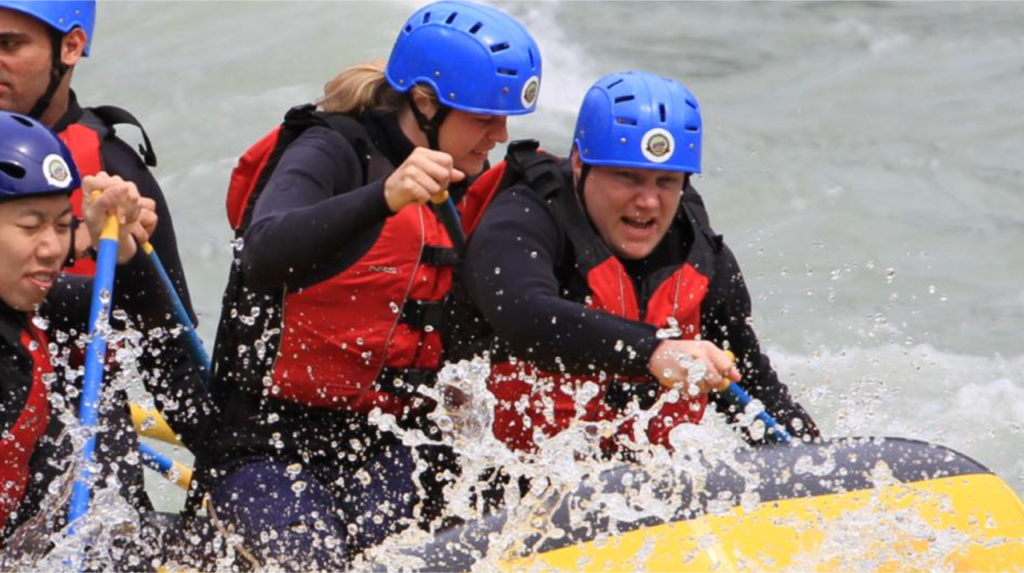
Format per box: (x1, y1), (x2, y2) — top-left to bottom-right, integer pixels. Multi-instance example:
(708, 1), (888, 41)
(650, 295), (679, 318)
(26, 271), (58, 290)
(621, 216), (656, 231)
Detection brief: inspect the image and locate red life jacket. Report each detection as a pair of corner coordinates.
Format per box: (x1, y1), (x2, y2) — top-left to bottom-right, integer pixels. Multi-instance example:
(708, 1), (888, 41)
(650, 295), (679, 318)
(270, 204), (454, 411)
(464, 140), (717, 452)
(58, 106), (157, 277)
(221, 105), (490, 412)
(0, 322), (53, 532)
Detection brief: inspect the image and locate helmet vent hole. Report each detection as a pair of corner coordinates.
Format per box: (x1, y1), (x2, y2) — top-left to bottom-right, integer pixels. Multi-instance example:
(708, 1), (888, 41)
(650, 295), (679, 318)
(469, 22), (483, 34)
(490, 42), (510, 54)
(0, 162), (27, 180)
(659, 104), (667, 122)
(615, 117), (637, 126)
(446, 12), (459, 24)
(422, 12), (432, 23)
(405, 24), (413, 33)
(496, 68), (518, 77)
(11, 115), (33, 128)
(607, 79), (623, 89)
(528, 48), (535, 67)
(613, 95), (635, 104)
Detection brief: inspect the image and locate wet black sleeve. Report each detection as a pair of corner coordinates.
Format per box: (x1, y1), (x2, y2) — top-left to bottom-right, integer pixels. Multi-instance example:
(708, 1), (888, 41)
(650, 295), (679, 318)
(44, 254), (215, 453)
(463, 187), (660, 377)
(0, 335), (30, 441)
(700, 245), (820, 444)
(101, 136), (196, 325)
(241, 126), (393, 289)
(44, 256), (170, 331)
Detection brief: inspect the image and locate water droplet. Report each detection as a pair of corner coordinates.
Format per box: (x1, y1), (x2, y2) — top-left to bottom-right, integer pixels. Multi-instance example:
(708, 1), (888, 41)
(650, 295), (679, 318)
(291, 480), (307, 494)
(655, 317), (682, 340)
(286, 463), (302, 477)
(31, 314), (49, 330)
(389, 302), (400, 314)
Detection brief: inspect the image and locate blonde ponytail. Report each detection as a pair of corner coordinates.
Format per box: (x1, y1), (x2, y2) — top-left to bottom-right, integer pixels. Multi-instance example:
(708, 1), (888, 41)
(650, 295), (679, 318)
(319, 60), (438, 115)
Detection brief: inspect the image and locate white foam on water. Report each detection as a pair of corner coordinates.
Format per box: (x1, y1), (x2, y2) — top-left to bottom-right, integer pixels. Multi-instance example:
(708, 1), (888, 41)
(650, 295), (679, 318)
(768, 344), (1024, 497)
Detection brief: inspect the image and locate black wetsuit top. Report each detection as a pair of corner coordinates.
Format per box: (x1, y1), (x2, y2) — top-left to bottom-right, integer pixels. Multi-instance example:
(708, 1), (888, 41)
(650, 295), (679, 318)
(448, 165), (819, 444)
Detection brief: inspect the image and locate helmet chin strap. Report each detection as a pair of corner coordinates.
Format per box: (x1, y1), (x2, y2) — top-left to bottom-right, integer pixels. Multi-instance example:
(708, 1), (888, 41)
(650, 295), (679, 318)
(27, 29), (70, 121)
(575, 162), (591, 207)
(406, 92), (451, 151)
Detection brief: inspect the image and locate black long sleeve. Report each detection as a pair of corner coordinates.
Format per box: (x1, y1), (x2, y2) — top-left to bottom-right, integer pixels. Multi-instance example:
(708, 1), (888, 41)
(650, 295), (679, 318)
(463, 186), (660, 377)
(241, 126), (393, 289)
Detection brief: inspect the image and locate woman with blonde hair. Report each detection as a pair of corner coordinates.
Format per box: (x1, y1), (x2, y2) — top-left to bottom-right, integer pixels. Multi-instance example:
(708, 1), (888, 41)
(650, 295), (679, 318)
(203, 1), (542, 568)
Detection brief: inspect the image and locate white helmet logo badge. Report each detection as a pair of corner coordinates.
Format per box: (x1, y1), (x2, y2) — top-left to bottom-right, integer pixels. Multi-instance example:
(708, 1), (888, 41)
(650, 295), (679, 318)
(641, 128), (674, 163)
(521, 76), (540, 109)
(43, 154), (73, 188)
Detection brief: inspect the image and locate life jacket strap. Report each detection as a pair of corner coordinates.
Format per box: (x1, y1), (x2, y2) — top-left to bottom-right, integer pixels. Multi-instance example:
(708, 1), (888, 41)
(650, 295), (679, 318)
(398, 299), (446, 331)
(420, 245), (459, 267)
(84, 106), (158, 167)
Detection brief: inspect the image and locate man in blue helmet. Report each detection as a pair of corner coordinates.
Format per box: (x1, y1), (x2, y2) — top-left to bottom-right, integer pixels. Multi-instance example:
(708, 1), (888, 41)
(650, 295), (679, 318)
(201, 1), (540, 568)
(0, 1), (192, 297)
(0, 0), (212, 518)
(449, 71), (819, 455)
(0, 111), (168, 550)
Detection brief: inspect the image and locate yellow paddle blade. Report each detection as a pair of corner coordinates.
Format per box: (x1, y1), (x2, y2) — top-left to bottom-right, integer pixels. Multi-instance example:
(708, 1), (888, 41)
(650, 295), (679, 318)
(130, 403), (184, 447)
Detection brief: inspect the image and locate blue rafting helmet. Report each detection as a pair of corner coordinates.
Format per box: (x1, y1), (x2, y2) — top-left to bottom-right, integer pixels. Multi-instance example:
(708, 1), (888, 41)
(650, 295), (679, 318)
(386, 1), (542, 116)
(0, 1), (96, 56)
(574, 71), (702, 174)
(0, 112), (80, 201)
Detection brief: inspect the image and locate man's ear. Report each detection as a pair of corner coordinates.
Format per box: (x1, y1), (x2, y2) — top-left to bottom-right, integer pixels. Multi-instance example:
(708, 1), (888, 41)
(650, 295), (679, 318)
(570, 147), (582, 181)
(60, 28), (88, 68)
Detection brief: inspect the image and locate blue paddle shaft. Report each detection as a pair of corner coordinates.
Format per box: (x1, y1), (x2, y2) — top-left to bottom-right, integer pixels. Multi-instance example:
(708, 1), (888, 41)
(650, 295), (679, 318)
(68, 234), (119, 525)
(145, 247), (211, 382)
(434, 197), (465, 253)
(722, 383), (793, 444)
(138, 442), (174, 475)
